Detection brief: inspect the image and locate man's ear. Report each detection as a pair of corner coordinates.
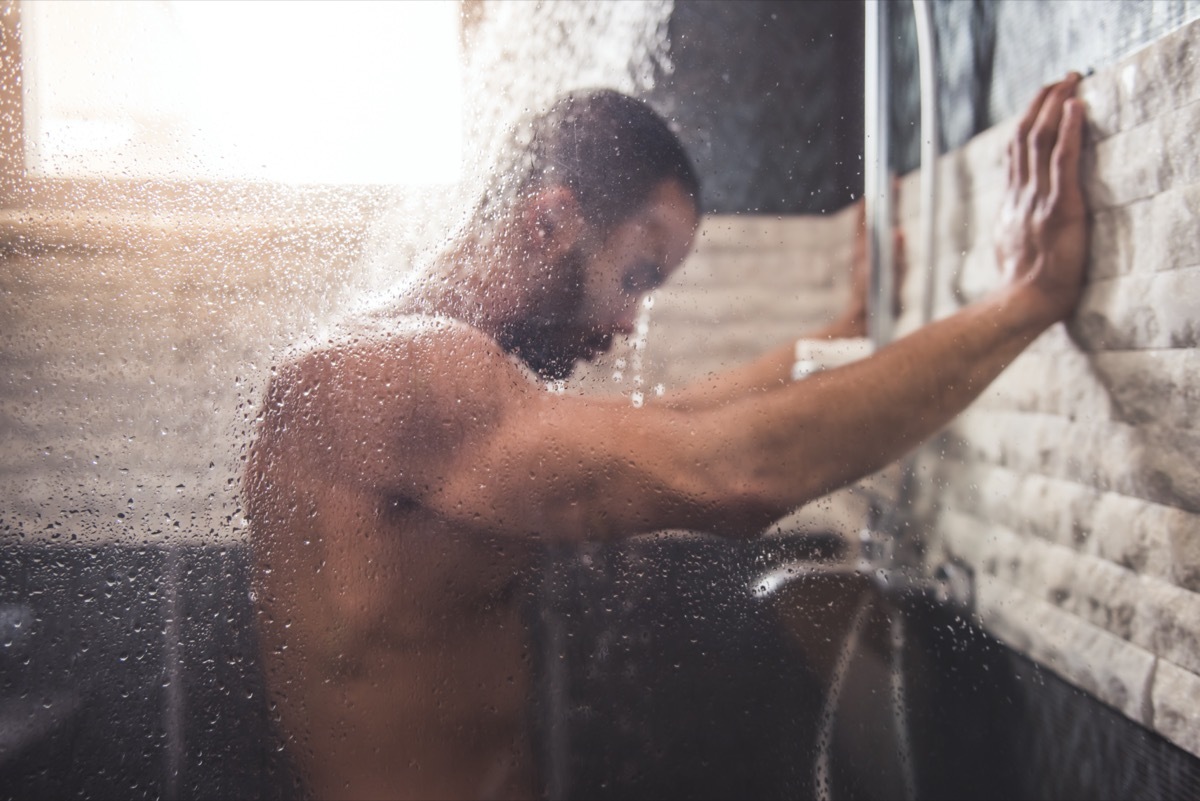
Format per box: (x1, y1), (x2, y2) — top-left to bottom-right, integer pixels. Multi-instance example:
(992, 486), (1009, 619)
(522, 184), (585, 259)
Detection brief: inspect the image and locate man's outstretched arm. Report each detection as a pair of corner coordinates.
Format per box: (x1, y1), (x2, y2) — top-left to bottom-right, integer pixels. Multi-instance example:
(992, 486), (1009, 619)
(290, 74), (1086, 545)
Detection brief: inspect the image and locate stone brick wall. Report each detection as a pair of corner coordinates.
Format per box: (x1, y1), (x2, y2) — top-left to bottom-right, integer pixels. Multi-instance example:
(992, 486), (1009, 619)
(888, 19), (1200, 758)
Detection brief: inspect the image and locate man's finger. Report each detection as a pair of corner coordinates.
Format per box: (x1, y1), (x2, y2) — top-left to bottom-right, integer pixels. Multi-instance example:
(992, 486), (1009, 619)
(1012, 82), (1056, 185)
(1049, 98), (1086, 208)
(1028, 74), (1081, 196)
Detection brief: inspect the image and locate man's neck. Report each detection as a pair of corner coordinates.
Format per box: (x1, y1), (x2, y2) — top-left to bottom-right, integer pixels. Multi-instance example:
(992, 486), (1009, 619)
(388, 228), (534, 342)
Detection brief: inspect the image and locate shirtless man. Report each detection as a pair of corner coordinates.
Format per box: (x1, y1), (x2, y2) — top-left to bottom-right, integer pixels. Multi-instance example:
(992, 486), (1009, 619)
(245, 75), (1087, 800)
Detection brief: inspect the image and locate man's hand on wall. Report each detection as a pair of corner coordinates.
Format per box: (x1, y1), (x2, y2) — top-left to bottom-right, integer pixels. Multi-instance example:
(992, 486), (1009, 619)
(993, 72), (1089, 327)
(845, 194), (907, 335)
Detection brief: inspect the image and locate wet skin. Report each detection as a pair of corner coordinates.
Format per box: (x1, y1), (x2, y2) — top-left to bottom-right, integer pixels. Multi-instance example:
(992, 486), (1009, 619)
(247, 182), (699, 800)
(250, 423), (541, 800)
(245, 76), (1087, 801)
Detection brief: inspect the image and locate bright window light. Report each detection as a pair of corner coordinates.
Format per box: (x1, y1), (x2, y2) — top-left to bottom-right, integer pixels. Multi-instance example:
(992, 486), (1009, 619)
(22, 0), (464, 185)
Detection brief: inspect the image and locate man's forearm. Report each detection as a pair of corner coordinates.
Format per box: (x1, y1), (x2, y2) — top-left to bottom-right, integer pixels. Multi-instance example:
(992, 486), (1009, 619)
(701, 284), (1051, 518)
(661, 306), (866, 412)
(658, 339), (795, 411)
(707, 72), (1087, 517)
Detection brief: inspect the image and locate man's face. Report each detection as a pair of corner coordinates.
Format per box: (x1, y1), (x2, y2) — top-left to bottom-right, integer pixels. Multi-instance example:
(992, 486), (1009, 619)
(499, 180), (699, 380)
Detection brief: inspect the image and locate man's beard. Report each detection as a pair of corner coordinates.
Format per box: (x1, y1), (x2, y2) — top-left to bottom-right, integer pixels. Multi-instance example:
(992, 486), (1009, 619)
(495, 248), (613, 381)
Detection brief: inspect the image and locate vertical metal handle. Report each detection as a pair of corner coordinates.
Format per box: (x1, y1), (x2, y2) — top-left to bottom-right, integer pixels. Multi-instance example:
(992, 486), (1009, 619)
(913, 0), (940, 325)
(864, 0), (895, 348)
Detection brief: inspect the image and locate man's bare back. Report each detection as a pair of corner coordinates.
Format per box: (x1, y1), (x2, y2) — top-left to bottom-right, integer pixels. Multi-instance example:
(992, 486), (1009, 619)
(245, 79), (1088, 800)
(248, 318), (549, 800)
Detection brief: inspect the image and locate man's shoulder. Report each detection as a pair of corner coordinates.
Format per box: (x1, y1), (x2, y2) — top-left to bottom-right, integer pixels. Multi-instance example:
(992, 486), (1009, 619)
(283, 313), (486, 369)
(276, 312), (536, 409)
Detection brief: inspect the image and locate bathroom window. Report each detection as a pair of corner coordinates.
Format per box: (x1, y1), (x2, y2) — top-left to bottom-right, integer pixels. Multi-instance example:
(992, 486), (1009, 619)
(19, 0), (463, 186)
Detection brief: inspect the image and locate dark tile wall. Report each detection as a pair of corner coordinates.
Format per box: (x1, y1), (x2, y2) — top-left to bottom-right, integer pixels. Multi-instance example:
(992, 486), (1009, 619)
(2, 537), (1198, 799)
(535, 534), (1200, 800)
(644, 0), (865, 215)
(0, 545), (291, 800)
(670, 0), (1200, 203)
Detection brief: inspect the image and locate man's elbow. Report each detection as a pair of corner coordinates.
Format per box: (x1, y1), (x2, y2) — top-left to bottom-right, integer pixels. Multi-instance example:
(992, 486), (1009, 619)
(690, 470), (792, 540)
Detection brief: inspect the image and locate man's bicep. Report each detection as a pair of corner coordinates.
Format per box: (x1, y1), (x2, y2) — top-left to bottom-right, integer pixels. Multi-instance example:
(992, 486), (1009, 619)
(278, 323), (749, 543)
(426, 391), (747, 543)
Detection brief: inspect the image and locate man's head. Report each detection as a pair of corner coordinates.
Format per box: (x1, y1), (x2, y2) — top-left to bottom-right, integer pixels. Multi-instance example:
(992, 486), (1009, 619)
(480, 90), (702, 380)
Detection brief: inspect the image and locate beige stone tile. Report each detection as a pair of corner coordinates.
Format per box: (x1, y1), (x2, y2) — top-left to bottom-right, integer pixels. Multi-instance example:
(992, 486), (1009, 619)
(940, 511), (1144, 642)
(1151, 659), (1200, 758)
(935, 508), (991, 568)
(649, 288), (841, 334)
(1088, 202), (1135, 280)
(895, 148), (980, 275)
(966, 187), (1003, 255)
(689, 217), (775, 253)
(0, 207), (369, 260)
(1089, 99), (1200, 210)
(1079, 66), (1122, 142)
(1116, 21), (1200, 135)
(941, 464), (1097, 551)
(973, 348), (1119, 423)
(898, 20), (1200, 734)
(1092, 349), (1200, 431)
(1133, 577), (1200, 675)
(693, 214), (846, 254)
(1090, 181), (1200, 280)
(1022, 323), (1079, 356)
(959, 116), (1013, 182)
(1166, 515), (1200, 593)
(895, 168), (921, 227)
(784, 205), (859, 252)
(913, 248), (967, 315)
(1089, 119), (1167, 209)
(640, 331), (794, 387)
(1074, 266), (1200, 350)
(1055, 551), (1142, 641)
(936, 461), (1200, 595)
(1090, 493), (1200, 592)
(903, 446), (945, 527)
(950, 409), (1200, 512)
(933, 157), (978, 256)
(2, 458), (242, 546)
(973, 575), (1156, 725)
(676, 247), (846, 291)
(951, 243), (1001, 304)
(1161, 102), (1200, 196)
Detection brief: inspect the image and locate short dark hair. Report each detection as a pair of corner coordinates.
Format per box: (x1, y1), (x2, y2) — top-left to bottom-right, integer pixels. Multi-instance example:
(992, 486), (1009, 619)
(477, 89), (701, 233)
